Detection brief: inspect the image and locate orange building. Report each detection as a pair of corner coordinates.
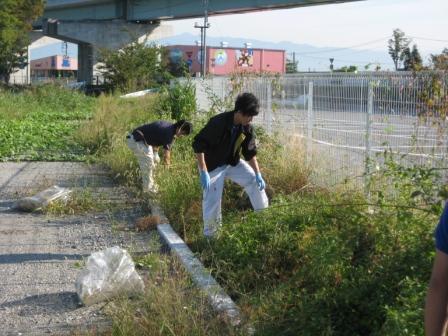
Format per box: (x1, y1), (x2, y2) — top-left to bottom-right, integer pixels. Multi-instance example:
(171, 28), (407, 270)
(167, 44), (285, 76)
(30, 55), (78, 80)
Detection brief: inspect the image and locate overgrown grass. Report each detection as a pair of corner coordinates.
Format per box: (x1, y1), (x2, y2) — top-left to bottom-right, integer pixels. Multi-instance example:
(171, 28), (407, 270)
(9, 84), (444, 334)
(75, 93), (164, 191)
(152, 131), (442, 334)
(80, 92), (441, 333)
(44, 188), (109, 216)
(107, 248), (245, 336)
(0, 84), (95, 161)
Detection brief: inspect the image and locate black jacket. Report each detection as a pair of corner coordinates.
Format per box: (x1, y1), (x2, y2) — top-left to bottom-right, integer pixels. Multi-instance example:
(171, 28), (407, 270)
(192, 111), (258, 172)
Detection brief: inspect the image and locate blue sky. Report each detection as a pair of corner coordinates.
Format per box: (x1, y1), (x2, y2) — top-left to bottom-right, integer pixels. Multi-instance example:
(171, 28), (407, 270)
(170, 0), (448, 54)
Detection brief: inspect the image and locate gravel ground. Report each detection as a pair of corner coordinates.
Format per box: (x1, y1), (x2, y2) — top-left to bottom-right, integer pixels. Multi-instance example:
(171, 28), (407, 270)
(0, 162), (156, 335)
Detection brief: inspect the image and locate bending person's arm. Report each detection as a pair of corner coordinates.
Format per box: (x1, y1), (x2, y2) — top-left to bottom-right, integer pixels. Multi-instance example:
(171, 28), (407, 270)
(196, 153), (208, 172)
(425, 249), (448, 336)
(247, 156), (260, 174)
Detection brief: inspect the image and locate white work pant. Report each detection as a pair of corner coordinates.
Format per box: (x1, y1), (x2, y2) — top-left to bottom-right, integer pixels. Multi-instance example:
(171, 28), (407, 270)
(127, 136), (157, 193)
(203, 160), (269, 237)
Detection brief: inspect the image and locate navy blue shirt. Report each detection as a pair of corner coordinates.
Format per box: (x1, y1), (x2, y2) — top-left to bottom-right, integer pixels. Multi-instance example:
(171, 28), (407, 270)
(435, 202), (448, 254)
(132, 121), (176, 150)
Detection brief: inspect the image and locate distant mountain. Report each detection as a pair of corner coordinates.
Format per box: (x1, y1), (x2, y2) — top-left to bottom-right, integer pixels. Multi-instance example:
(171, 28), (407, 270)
(28, 32), (397, 72)
(157, 33), (395, 71)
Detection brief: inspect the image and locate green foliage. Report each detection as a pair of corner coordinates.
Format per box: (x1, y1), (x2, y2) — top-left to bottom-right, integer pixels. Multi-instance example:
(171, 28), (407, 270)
(417, 71), (448, 130)
(380, 277), (427, 335)
(430, 48), (448, 71)
(403, 45), (423, 71)
(0, 84), (94, 161)
(285, 57), (298, 74)
(156, 79), (197, 121)
(97, 40), (170, 93)
(0, 0), (44, 83)
(388, 29), (411, 71)
(167, 58), (190, 78)
(369, 150), (447, 214)
(334, 65), (358, 73)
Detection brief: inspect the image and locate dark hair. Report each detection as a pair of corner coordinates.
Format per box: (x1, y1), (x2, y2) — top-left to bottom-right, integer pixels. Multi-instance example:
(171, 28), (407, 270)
(234, 92), (259, 116)
(174, 120), (193, 135)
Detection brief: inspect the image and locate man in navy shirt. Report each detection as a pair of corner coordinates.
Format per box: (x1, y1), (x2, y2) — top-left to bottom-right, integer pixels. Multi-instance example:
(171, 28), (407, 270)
(425, 202), (448, 335)
(127, 119), (192, 193)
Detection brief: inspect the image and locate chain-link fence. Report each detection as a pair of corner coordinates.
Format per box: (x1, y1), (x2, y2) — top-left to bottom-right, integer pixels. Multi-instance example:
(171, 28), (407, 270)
(192, 72), (448, 187)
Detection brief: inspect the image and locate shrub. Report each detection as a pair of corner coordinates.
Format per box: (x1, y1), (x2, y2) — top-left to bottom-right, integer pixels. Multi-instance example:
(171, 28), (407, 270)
(156, 79), (197, 121)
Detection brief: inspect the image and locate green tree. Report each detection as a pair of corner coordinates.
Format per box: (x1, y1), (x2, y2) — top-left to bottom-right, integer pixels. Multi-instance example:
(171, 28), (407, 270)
(97, 39), (170, 92)
(0, 0), (44, 83)
(286, 55), (298, 73)
(403, 44), (423, 71)
(388, 29), (411, 70)
(334, 65), (358, 73)
(365, 63), (382, 71)
(430, 48), (448, 70)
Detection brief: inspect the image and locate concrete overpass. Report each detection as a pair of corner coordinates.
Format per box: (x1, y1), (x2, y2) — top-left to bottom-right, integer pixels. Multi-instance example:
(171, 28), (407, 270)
(42, 0), (362, 22)
(38, 0), (363, 84)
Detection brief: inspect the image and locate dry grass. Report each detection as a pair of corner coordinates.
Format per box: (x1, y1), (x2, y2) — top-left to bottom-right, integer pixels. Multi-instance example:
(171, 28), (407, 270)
(106, 255), (245, 336)
(135, 215), (161, 232)
(261, 134), (313, 195)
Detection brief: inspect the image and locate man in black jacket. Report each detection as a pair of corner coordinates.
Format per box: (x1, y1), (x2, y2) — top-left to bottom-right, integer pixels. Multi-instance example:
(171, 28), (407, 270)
(127, 119), (192, 193)
(192, 92), (268, 237)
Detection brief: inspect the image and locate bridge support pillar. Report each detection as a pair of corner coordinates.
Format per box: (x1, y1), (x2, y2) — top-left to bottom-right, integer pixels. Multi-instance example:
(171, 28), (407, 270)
(43, 19), (172, 84)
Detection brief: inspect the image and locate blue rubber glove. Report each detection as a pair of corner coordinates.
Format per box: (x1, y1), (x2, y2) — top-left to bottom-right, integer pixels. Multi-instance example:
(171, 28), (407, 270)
(200, 170), (210, 191)
(255, 172), (266, 191)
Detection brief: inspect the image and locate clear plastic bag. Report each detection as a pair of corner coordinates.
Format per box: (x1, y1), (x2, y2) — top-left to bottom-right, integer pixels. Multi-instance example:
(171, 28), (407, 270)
(14, 185), (71, 212)
(75, 246), (145, 306)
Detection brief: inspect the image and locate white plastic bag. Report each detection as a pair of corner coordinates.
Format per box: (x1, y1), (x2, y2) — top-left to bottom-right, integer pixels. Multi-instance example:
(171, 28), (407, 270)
(14, 185), (71, 212)
(76, 246), (145, 306)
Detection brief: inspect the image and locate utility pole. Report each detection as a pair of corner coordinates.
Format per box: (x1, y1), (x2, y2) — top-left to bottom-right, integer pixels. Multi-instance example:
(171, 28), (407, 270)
(293, 52), (296, 72)
(194, 0), (210, 77)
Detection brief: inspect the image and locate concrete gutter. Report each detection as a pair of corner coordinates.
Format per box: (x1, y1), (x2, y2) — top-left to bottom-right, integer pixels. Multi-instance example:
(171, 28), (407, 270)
(151, 203), (244, 328)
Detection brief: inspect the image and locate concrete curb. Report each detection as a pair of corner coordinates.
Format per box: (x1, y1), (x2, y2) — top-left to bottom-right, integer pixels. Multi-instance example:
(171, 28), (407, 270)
(157, 224), (242, 326)
(151, 203), (244, 328)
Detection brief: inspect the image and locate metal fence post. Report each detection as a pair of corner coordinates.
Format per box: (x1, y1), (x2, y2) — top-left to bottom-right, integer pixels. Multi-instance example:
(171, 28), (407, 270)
(266, 79), (272, 134)
(307, 81), (314, 164)
(365, 81), (374, 195)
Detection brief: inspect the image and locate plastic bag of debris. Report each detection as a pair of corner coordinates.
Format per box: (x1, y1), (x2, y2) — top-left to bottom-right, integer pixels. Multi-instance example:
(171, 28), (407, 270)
(14, 185), (71, 212)
(76, 246), (145, 306)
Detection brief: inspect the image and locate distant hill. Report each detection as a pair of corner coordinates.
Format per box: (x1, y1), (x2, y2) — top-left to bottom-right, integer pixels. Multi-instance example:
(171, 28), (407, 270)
(156, 32), (396, 71)
(29, 32), (402, 72)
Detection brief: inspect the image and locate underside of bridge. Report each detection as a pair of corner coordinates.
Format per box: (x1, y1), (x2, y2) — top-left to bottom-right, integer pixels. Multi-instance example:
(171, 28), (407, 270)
(42, 0), (362, 22)
(38, 0), (362, 84)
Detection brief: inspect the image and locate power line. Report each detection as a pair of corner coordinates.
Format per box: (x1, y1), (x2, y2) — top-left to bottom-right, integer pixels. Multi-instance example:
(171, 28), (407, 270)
(289, 53), (394, 66)
(408, 35), (448, 43)
(293, 37), (389, 55)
